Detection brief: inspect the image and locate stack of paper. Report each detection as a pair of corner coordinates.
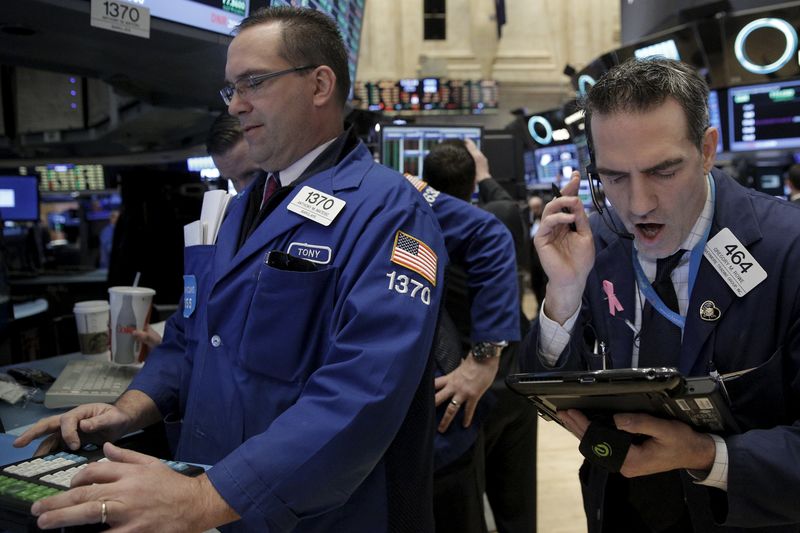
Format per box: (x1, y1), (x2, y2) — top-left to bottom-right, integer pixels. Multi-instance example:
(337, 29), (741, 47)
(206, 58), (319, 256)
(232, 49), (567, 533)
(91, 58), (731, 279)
(184, 190), (230, 246)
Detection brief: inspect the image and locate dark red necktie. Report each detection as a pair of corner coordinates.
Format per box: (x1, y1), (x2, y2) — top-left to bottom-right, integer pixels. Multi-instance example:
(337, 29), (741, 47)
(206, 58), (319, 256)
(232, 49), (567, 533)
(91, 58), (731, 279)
(261, 172), (280, 209)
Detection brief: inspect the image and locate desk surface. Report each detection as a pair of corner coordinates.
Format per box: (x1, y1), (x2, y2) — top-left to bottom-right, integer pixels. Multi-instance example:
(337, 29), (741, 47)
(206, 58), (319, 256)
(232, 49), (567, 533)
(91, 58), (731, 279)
(0, 354), (85, 435)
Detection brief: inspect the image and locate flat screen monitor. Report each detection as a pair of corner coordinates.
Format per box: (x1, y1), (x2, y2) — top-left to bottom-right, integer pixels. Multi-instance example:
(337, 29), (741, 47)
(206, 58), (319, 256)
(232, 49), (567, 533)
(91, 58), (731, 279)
(271, 0), (365, 94)
(136, 0), (250, 35)
(533, 144), (578, 185)
(0, 176), (39, 222)
(727, 79), (800, 152)
(380, 125), (482, 177)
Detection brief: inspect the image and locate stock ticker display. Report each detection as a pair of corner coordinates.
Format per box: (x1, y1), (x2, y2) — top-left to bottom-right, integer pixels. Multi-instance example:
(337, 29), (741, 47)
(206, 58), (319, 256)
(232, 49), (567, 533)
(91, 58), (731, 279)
(354, 79), (498, 113)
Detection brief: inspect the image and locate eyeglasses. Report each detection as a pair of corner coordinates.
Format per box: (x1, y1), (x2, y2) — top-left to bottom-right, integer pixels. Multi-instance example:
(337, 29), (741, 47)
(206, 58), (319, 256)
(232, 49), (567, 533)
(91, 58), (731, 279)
(219, 65), (317, 105)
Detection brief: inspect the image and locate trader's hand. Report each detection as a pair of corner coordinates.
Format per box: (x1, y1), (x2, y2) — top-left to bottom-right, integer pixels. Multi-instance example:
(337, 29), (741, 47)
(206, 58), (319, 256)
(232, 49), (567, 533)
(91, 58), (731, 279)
(434, 354), (500, 432)
(558, 409), (717, 476)
(132, 325), (163, 361)
(132, 325), (162, 349)
(13, 403), (133, 456)
(30, 443), (239, 532)
(535, 171), (595, 324)
(464, 138), (491, 182)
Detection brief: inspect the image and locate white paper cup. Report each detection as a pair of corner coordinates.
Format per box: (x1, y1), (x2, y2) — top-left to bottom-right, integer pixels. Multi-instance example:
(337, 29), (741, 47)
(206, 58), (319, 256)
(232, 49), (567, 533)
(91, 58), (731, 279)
(108, 287), (156, 364)
(73, 301), (110, 355)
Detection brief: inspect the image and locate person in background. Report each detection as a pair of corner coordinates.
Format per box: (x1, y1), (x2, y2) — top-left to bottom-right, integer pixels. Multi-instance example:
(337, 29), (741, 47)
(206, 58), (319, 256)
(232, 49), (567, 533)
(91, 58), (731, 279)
(16, 7), (447, 531)
(785, 163), (800, 204)
(206, 111), (264, 193)
(525, 57), (800, 532)
(424, 139), (536, 533)
(132, 112), (267, 349)
(98, 210), (118, 269)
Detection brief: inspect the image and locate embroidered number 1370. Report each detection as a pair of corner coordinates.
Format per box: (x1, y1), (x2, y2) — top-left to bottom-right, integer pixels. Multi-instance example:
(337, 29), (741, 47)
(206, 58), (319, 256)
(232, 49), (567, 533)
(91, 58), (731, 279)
(386, 271), (431, 305)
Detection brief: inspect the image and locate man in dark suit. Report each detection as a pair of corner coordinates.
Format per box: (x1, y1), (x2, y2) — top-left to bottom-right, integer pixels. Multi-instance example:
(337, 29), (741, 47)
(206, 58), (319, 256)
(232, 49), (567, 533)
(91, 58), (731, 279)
(785, 164), (800, 204)
(523, 58), (800, 532)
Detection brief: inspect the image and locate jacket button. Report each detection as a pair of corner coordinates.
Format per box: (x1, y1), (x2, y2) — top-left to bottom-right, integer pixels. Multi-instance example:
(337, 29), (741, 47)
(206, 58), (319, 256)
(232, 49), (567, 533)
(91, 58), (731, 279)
(211, 335), (221, 347)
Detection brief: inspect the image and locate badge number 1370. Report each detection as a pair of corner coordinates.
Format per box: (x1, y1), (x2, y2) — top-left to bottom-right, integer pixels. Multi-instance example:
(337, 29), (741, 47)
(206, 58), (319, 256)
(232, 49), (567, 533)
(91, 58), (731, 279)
(387, 271), (431, 305)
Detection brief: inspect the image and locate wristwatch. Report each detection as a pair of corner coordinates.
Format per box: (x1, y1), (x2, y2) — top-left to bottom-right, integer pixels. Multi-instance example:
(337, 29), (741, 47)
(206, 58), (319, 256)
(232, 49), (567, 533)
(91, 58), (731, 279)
(472, 341), (505, 361)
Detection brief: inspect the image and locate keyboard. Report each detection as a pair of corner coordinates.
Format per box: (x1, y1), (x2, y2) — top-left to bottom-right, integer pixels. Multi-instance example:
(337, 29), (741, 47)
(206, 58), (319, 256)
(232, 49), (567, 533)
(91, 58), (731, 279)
(44, 360), (140, 409)
(0, 445), (203, 532)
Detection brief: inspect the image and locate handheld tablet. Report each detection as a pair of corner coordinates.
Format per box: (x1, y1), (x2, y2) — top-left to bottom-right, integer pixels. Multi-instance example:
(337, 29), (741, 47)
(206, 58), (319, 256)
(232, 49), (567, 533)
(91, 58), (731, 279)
(506, 367), (739, 433)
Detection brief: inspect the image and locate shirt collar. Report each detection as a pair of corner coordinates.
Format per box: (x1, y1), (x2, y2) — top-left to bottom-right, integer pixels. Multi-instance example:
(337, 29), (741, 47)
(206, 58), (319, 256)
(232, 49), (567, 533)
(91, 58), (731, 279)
(275, 137), (338, 187)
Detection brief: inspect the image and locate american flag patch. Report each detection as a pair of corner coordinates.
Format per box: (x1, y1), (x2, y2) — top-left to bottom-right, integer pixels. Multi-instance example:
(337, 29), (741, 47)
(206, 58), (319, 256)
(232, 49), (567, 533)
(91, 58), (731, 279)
(403, 174), (428, 192)
(391, 231), (438, 285)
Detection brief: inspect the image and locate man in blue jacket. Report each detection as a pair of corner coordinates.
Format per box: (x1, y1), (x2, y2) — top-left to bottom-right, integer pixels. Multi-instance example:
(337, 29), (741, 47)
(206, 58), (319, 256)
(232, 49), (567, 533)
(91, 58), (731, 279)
(16, 7), (447, 532)
(524, 58), (800, 532)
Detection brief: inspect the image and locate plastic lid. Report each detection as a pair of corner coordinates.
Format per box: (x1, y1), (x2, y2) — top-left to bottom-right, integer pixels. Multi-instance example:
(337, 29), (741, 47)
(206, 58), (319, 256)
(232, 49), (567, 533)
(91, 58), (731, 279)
(74, 300), (110, 313)
(108, 286), (156, 296)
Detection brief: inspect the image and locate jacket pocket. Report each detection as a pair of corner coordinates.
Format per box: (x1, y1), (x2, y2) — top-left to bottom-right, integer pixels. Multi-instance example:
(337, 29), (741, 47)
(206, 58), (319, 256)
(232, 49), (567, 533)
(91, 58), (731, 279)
(238, 264), (337, 382)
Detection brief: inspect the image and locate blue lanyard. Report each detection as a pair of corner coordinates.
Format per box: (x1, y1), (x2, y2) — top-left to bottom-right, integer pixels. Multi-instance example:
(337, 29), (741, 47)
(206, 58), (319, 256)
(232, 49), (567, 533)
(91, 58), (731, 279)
(632, 174), (716, 332)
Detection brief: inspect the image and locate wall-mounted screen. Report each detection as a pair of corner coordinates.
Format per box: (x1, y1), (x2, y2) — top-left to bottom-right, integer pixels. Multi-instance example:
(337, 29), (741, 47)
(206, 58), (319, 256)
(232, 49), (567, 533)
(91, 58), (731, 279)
(381, 125), (482, 177)
(136, 0), (250, 35)
(727, 79), (800, 152)
(0, 176), (39, 222)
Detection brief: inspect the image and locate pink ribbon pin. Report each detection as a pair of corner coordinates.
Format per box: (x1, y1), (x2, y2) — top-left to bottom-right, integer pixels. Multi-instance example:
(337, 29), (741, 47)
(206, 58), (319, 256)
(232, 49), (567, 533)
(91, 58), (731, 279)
(602, 280), (624, 316)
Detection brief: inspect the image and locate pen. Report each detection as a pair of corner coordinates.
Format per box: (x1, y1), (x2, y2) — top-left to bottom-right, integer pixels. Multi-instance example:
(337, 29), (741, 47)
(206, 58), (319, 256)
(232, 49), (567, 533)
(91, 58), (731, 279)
(551, 183), (578, 232)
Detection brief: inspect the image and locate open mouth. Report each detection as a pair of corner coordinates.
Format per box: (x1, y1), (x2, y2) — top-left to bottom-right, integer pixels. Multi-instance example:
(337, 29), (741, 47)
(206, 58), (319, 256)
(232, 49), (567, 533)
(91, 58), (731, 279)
(636, 223), (664, 239)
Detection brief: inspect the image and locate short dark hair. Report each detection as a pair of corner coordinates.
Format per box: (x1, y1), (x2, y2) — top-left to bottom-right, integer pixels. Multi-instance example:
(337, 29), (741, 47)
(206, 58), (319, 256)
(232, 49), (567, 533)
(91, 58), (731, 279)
(788, 164), (800, 191)
(237, 6), (350, 108)
(423, 140), (475, 202)
(206, 112), (243, 155)
(582, 58), (710, 152)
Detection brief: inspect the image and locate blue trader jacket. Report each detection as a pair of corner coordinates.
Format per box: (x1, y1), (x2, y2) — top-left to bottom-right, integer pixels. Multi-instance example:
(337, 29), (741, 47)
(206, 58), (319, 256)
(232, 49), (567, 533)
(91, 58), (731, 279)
(403, 176), (520, 468)
(523, 169), (800, 532)
(130, 134), (447, 532)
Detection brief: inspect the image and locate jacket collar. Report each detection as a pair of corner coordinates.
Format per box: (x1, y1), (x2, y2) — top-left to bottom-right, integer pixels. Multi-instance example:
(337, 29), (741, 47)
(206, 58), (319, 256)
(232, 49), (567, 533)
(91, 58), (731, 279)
(210, 135), (374, 285)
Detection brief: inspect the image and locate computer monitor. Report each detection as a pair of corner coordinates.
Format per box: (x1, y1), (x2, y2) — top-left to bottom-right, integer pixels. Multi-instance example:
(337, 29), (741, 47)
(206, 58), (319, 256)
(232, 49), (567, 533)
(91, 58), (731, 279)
(0, 176), (39, 222)
(533, 144), (578, 185)
(380, 125), (482, 176)
(727, 79), (800, 152)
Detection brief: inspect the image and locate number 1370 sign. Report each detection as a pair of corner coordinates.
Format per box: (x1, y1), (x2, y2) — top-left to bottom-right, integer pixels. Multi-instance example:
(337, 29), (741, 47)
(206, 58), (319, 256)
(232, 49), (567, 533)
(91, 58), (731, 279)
(91, 0), (151, 39)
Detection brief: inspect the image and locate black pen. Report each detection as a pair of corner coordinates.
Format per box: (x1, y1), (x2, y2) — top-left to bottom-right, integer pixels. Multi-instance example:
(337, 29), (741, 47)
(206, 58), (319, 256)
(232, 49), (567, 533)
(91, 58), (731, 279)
(551, 183), (578, 232)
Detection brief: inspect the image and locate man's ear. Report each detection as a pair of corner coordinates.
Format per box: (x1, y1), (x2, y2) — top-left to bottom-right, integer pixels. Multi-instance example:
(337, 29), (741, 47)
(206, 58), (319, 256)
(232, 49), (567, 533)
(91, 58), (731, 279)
(701, 126), (718, 174)
(311, 66), (337, 107)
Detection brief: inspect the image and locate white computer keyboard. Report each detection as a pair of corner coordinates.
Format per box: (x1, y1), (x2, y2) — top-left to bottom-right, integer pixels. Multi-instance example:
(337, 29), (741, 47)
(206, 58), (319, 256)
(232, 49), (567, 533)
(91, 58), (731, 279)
(44, 360), (140, 408)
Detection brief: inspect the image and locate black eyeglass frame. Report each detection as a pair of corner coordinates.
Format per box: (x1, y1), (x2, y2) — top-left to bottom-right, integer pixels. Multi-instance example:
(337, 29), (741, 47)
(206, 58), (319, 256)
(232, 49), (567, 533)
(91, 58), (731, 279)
(219, 65), (318, 105)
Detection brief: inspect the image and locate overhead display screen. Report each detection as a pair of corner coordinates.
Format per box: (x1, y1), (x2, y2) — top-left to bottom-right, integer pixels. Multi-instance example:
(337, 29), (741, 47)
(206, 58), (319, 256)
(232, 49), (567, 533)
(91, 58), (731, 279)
(381, 125), (482, 177)
(133, 0), (250, 35)
(727, 79), (800, 152)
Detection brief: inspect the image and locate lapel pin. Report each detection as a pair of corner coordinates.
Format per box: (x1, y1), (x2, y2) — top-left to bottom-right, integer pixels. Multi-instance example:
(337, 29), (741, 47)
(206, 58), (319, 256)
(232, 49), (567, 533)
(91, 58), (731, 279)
(602, 280), (624, 316)
(699, 300), (721, 322)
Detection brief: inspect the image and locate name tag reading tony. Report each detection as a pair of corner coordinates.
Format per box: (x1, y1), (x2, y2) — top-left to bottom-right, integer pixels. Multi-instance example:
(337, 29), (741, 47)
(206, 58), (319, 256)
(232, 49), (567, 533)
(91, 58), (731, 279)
(704, 227), (767, 297)
(287, 186), (346, 226)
